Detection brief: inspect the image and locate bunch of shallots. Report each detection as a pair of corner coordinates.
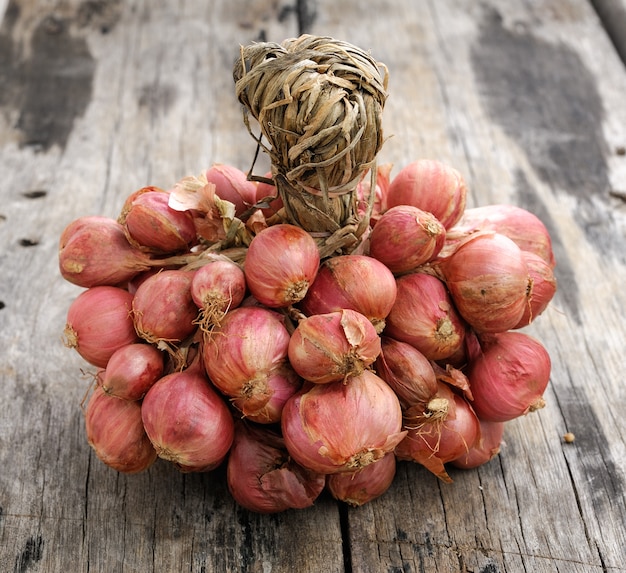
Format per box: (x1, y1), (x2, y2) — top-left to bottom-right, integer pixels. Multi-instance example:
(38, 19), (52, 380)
(60, 157), (556, 512)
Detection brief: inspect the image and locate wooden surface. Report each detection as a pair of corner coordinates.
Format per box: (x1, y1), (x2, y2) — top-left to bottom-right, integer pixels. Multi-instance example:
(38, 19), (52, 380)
(1, 0), (626, 571)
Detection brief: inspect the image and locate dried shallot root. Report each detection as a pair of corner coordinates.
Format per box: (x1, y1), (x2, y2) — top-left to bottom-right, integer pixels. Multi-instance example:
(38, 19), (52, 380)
(58, 33), (559, 512)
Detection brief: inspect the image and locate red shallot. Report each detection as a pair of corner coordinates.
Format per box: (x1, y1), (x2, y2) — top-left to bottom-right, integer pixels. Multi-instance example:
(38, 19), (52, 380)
(132, 270), (198, 344)
(299, 254), (397, 333)
(203, 307), (301, 423)
(386, 159), (467, 229)
(205, 163), (258, 216)
(85, 386), (157, 473)
(141, 367), (234, 472)
(375, 336), (438, 410)
(326, 451), (396, 507)
(226, 421), (326, 513)
(514, 251), (557, 328)
(64, 286), (138, 368)
(190, 258), (247, 332)
(119, 186), (197, 253)
(59, 216), (153, 288)
(451, 419), (505, 469)
(281, 371), (406, 474)
(385, 273), (465, 361)
(100, 343), (165, 401)
(288, 309), (381, 384)
(438, 232), (530, 333)
(395, 382), (480, 482)
(368, 205), (446, 274)
(447, 204), (555, 268)
(467, 331), (551, 422)
(244, 224), (320, 308)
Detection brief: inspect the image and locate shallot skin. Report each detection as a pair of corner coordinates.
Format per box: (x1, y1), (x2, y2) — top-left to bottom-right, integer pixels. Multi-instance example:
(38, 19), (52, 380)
(85, 386), (157, 474)
(244, 224), (320, 308)
(227, 421), (326, 513)
(281, 371), (406, 475)
(141, 370), (235, 472)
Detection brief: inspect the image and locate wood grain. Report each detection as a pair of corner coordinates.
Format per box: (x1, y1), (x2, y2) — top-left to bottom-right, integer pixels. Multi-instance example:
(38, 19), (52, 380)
(1, 0), (626, 572)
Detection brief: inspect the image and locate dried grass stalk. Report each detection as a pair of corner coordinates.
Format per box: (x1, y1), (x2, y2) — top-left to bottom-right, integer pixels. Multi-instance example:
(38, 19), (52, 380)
(233, 34), (388, 254)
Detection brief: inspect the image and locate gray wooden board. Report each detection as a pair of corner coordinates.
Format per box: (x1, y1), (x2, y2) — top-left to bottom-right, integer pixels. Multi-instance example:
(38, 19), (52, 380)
(1, 0), (625, 571)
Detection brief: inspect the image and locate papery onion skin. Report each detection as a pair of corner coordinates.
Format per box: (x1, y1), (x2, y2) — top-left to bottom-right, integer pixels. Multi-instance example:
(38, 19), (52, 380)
(385, 159), (467, 229)
(299, 254), (397, 333)
(326, 451), (396, 507)
(369, 205), (446, 275)
(385, 273), (465, 361)
(281, 371), (407, 474)
(514, 251), (557, 328)
(395, 383), (480, 482)
(227, 421), (326, 513)
(100, 343), (165, 401)
(59, 216), (153, 288)
(85, 386), (157, 473)
(141, 369), (234, 472)
(205, 163), (258, 216)
(448, 204), (555, 268)
(120, 187), (197, 254)
(244, 224), (320, 308)
(440, 232), (530, 333)
(467, 331), (551, 422)
(64, 286), (139, 368)
(288, 309), (381, 384)
(203, 307), (298, 423)
(450, 419), (505, 469)
(132, 270), (198, 344)
(375, 336), (438, 410)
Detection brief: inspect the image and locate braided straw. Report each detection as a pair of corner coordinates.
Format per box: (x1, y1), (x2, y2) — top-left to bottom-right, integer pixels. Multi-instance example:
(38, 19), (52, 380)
(234, 35), (388, 255)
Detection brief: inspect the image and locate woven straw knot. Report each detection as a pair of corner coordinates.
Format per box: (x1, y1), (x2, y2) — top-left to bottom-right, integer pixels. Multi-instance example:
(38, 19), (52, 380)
(233, 35), (388, 247)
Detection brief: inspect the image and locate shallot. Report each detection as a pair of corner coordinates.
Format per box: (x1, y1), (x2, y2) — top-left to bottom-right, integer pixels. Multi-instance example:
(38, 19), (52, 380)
(244, 224), (320, 308)
(438, 232), (530, 333)
(467, 331), (551, 422)
(299, 254), (397, 333)
(385, 273), (465, 361)
(59, 216), (153, 288)
(100, 343), (164, 401)
(395, 382), (480, 482)
(288, 309), (381, 383)
(385, 159), (467, 229)
(64, 286), (138, 368)
(368, 205), (445, 274)
(226, 421), (326, 513)
(132, 270), (198, 344)
(203, 307), (301, 423)
(281, 371), (406, 474)
(119, 186), (197, 253)
(141, 367), (234, 472)
(85, 386), (157, 473)
(326, 451), (396, 507)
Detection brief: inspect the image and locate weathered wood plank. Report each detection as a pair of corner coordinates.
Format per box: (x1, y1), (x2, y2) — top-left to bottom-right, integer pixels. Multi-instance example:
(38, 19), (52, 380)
(1, 0), (626, 572)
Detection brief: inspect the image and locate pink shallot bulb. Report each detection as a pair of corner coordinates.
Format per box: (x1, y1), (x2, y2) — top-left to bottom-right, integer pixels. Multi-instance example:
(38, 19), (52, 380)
(141, 368), (234, 472)
(281, 370), (406, 475)
(244, 224), (320, 308)
(326, 451), (396, 506)
(203, 307), (301, 423)
(85, 386), (157, 474)
(467, 331), (551, 422)
(288, 309), (381, 384)
(299, 254), (397, 333)
(119, 186), (197, 254)
(368, 205), (446, 275)
(64, 286), (139, 368)
(226, 421), (326, 513)
(384, 272), (466, 361)
(386, 159), (467, 229)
